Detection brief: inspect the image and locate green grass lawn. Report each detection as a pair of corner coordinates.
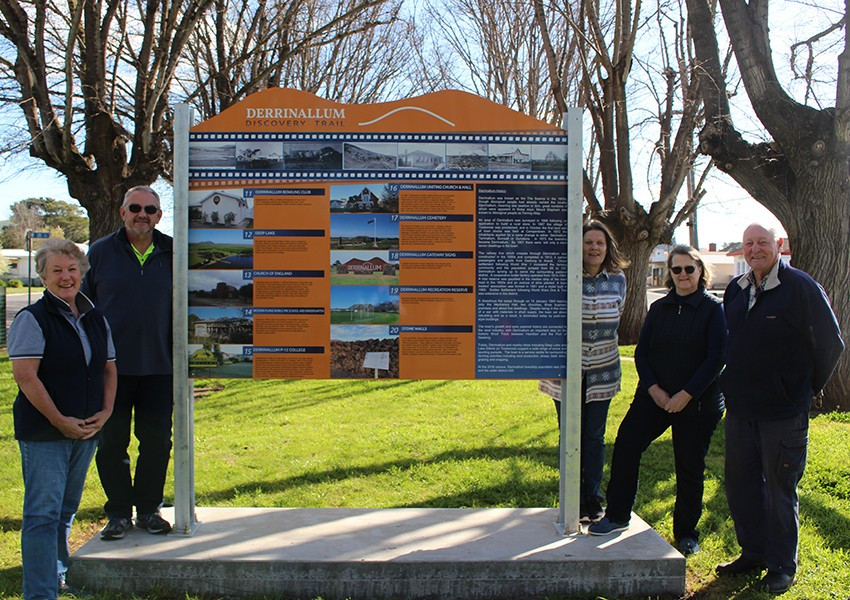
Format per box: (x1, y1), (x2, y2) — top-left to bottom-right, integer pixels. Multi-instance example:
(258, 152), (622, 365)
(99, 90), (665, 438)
(0, 350), (848, 599)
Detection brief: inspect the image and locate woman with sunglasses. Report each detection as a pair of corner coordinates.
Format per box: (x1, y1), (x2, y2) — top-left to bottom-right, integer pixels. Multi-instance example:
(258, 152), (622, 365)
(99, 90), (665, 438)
(589, 245), (726, 557)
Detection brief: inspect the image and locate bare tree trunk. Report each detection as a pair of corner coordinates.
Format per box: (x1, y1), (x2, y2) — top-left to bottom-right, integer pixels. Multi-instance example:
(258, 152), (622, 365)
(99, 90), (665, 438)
(619, 240), (652, 344)
(687, 0), (849, 408)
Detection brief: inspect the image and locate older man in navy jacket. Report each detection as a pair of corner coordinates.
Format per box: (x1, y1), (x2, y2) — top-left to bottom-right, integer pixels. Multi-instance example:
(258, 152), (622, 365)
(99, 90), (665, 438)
(82, 186), (174, 540)
(716, 224), (844, 594)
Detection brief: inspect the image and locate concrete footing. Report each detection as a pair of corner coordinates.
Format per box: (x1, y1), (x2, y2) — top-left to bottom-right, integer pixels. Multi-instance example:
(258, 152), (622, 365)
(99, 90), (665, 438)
(69, 507), (684, 598)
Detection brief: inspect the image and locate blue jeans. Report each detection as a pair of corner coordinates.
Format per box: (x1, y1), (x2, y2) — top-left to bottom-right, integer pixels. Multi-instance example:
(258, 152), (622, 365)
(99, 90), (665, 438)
(553, 391), (612, 506)
(19, 438), (97, 600)
(725, 410), (808, 575)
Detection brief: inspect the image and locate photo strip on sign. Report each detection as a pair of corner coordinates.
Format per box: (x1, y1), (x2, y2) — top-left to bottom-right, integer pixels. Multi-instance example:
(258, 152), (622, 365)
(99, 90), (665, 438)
(187, 89), (568, 381)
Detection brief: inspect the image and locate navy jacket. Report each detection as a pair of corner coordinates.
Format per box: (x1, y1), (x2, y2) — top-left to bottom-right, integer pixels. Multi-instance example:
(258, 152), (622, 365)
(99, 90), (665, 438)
(13, 293), (109, 441)
(635, 288), (726, 415)
(82, 227), (173, 376)
(721, 261), (844, 420)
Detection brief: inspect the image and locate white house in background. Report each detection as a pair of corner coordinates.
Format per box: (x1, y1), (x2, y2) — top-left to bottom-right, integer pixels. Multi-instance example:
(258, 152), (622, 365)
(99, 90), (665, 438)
(1, 243), (89, 285)
(189, 191), (253, 226)
(648, 243), (737, 289)
(727, 238), (792, 277)
(1, 249), (38, 284)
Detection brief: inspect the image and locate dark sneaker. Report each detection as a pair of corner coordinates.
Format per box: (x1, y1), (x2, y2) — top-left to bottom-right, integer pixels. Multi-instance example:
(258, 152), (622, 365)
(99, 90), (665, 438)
(759, 571), (795, 594)
(715, 555), (767, 577)
(136, 512), (172, 534)
(586, 498), (605, 522)
(678, 537), (700, 556)
(587, 516), (629, 536)
(100, 517), (132, 540)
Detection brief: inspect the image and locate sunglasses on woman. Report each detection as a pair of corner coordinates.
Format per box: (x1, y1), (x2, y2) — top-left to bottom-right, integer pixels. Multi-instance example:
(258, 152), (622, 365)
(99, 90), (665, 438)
(671, 265), (697, 274)
(127, 204), (159, 215)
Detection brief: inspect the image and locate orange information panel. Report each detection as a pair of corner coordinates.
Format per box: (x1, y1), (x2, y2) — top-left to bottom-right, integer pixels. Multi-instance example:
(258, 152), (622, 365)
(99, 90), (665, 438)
(186, 89), (569, 380)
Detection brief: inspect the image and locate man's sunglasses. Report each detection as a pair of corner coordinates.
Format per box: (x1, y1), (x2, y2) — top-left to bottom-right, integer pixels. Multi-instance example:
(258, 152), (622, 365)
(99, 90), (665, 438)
(127, 204), (159, 215)
(671, 265), (697, 275)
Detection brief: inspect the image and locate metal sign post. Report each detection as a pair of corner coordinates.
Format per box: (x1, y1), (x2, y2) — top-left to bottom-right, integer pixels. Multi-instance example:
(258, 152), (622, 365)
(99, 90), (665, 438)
(172, 104), (198, 535)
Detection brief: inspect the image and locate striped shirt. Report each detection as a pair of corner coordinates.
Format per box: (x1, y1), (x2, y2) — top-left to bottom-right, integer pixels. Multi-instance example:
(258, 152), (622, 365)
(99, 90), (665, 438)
(582, 270), (627, 402)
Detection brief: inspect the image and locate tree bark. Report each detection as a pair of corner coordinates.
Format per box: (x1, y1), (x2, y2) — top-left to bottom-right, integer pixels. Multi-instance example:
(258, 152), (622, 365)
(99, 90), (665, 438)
(686, 0), (849, 409)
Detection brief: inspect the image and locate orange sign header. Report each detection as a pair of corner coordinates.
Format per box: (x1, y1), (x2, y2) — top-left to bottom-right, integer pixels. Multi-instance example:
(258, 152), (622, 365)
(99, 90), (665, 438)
(191, 89), (564, 134)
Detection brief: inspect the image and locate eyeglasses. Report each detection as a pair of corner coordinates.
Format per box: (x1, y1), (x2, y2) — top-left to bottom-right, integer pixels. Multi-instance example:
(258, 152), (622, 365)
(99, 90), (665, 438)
(127, 204), (159, 215)
(671, 265), (697, 275)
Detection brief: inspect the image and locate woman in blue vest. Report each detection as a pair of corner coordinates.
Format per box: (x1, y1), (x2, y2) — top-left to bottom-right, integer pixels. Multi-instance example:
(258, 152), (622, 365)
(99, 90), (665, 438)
(589, 245), (726, 557)
(8, 238), (116, 599)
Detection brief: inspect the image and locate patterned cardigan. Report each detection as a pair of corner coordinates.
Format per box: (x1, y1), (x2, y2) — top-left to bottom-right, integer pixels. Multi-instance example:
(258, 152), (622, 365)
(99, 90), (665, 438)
(581, 270), (627, 402)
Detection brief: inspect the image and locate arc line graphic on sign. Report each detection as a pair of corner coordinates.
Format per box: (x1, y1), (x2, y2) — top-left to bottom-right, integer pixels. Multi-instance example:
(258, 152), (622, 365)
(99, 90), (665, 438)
(358, 106), (456, 127)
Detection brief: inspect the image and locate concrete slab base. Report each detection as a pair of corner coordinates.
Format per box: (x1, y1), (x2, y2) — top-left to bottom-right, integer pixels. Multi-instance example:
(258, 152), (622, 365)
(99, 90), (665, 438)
(69, 507), (684, 598)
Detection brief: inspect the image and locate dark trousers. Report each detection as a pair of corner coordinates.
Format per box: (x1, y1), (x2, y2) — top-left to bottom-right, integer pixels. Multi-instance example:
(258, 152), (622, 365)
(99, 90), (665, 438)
(605, 392), (722, 541)
(553, 377), (611, 506)
(724, 410), (808, 575)
(96, 374), (173, 518)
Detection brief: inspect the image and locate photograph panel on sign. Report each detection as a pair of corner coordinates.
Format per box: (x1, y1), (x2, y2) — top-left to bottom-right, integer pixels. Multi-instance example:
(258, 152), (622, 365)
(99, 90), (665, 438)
(188, 270), (253, 308)
(531, 144), (568, 173)
(488, 144), (532, 172)
(446, 143), (488, 171)
(188, 343), (253, 379)
(189, 229), (253, 269)
(331, 250), (399, 286)
(188, 307), (253, 345)
(397, 142), (446, 170)
(235, 141), (284, 170)
(330, 325), (399, 379)
(189, 141), (236, 169)
(189, 189), (254, 229)
(330, 213), (399, 250)
(284, 141), (343, 170)
(329, 183), (399, 214)
(330, 285), (399, 325)
(343, 141), (398, 170)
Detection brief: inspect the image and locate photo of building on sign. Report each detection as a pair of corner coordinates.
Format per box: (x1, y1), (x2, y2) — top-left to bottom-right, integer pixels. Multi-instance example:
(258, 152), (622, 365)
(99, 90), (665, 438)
(446, 143), (488, 170)
(397, 143), (445, 170)
(189, 189), (254, 228)
(531, 144), (568, 173)
(188, 343), (253, 379)
(284, 141), (343, 170)
(188, 270), (253, 308)
(331, 251), (399, 286)
(235, 141), (284, 169)
(188, 307), (252, 345)
(488, 144), (532, 171)
(329, 183), (399, 213)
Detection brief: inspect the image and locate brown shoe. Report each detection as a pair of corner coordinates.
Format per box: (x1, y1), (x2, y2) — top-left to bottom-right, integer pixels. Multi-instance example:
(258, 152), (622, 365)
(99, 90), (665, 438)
(715, 555), (767, 576)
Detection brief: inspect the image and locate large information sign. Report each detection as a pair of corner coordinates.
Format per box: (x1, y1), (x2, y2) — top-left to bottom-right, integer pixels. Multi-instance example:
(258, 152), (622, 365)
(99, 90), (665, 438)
(187, 89), (569, 380)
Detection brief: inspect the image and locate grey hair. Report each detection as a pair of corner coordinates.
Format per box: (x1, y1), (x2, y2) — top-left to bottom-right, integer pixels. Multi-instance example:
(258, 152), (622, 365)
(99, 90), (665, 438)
(122, 185), (160, 208)
(34, 238), (90, 278)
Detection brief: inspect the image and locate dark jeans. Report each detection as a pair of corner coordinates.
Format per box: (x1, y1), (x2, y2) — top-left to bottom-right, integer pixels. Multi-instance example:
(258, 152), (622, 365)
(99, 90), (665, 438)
(96, 374), (173, 518)
(554, 380), (611, 506)
(725, 410), (808, 575)
(604, 392), (722, 541)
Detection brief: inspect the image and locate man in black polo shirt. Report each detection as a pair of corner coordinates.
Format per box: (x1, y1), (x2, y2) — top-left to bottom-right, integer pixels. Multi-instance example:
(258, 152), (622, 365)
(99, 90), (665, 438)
(83, 185), (174, 539)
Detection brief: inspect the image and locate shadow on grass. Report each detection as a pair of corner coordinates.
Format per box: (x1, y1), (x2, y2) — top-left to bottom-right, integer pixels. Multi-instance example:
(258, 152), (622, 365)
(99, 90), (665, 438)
(0, 506), (104, 535)
(197, 379), (454, 416)
(198, 444), (561, 507)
